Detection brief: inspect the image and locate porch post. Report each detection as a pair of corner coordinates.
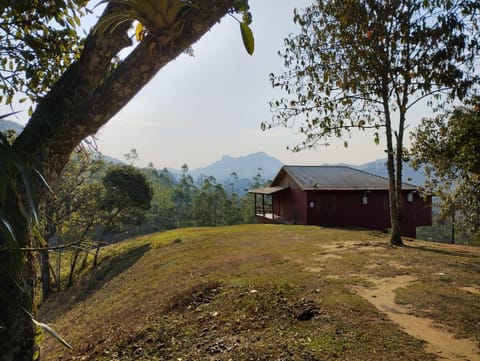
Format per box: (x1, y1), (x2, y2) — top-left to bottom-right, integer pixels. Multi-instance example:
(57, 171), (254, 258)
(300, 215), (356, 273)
(262, 194), (265, 218)
(272, 194), (275, 221)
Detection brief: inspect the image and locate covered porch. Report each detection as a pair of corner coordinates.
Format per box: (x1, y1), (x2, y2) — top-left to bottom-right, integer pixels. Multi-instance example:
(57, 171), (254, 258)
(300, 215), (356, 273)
(248, 186), (291, 224)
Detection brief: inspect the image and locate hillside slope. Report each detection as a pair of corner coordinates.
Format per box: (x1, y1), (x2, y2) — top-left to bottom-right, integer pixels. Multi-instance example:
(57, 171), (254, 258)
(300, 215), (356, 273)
(40, 225), (480, 361)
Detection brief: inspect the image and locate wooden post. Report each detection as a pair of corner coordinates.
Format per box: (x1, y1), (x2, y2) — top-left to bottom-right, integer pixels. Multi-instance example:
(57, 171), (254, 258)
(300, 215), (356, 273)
(451, 204), (455, 245)
(262, 194), (265, 218)
(272, 195), (275, 221)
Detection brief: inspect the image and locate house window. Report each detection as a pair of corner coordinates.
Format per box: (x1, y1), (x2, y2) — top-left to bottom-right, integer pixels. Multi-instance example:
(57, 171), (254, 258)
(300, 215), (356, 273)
(318, 194), (336, 211)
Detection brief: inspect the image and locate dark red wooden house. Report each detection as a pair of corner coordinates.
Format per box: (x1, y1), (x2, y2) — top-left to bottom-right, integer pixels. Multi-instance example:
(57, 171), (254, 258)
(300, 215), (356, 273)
(249, 165), (432, 238)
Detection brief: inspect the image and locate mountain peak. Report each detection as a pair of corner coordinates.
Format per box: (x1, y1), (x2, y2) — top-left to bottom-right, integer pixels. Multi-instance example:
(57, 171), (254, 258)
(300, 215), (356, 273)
(189, 152), (283, 181)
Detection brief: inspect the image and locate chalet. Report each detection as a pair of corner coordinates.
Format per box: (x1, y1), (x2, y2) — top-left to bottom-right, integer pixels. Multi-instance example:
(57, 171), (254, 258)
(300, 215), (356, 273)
(249, 165), (432, 238)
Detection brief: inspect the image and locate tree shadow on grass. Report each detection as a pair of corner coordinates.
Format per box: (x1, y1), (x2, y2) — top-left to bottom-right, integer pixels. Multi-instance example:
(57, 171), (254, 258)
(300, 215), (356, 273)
(404, 242), (480, 259)
(403, 242), (480, 275)
(41, 243), (151, 320)
(79, 243), (151, 302)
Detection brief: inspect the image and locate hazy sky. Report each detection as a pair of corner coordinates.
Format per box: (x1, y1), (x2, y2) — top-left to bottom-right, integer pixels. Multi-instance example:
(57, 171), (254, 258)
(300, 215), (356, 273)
(96, 0), (398, 169)
(7, 0), (434, 169)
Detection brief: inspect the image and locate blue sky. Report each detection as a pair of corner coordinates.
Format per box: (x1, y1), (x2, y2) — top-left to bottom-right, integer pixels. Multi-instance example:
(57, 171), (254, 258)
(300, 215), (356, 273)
(5, 0), (434, 169)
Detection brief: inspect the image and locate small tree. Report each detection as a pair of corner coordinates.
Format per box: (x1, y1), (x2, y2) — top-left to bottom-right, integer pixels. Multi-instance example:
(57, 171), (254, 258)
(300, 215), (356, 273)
(141, 166), (177, 232)
(102, 165), (153, 232)
(42, 150), (106, 297)
(173, 164), (195, 227)
(264, 0), (480, 245)
(124, 148), (140, 166)
(411, 105), (480, 242)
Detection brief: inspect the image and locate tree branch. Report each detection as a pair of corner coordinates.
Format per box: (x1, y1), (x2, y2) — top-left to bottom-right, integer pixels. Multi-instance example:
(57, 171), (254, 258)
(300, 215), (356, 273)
(13, 1), (236, 185)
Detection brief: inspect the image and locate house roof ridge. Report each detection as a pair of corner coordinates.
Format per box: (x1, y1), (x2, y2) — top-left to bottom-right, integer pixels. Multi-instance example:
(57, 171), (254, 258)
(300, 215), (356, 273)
(281, 164), (417, 188)
(276, 164), (417, 190)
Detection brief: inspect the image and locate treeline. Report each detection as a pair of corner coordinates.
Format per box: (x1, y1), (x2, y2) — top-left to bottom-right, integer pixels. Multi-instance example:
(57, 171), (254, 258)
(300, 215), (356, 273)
(38, 149), (269, 296)
(49, 150), (271, 243)
(139, 163), (268, 234)
(64, 152), (269, 234)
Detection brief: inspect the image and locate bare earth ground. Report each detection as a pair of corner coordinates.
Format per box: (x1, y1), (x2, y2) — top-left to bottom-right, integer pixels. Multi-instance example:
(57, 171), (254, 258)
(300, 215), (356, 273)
(306, 239), (480, 361)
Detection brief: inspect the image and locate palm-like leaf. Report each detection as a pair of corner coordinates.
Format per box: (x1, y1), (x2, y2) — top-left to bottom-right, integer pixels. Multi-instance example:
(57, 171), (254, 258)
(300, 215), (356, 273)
(0, 113), (44, 250)
(94, 0), (191, 37)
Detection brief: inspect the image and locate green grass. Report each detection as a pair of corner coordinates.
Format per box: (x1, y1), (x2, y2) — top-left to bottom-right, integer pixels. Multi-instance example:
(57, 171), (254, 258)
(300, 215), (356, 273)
(40, 224), (479, 360)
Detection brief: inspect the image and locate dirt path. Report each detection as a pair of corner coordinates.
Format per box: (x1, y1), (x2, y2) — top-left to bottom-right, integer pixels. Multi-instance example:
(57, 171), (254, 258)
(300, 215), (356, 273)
(352, 275), (480, 361)
(301, 240), (480, 361)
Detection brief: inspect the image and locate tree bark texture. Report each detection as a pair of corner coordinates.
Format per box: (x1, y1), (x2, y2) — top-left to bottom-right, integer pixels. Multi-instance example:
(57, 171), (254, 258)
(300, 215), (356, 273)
(0, 197), (37, 361)
(382, 91), (403, 247)
(1, 2), (235, 359)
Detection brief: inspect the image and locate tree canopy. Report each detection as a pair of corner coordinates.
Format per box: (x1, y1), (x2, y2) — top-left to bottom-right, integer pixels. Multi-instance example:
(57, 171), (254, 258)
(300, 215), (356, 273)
(102, 164), (153, 228)
(0, 1), (86, 106)
(411, 105), (480, 238)
(265, 0), (480, 245)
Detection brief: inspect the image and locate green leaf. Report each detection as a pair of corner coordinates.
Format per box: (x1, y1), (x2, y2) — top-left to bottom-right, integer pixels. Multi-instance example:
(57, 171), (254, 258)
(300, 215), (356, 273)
(240, 22), (254, 55)
(32, 319), (73, 350)
(233, 0), (250, 12)
(0, 214), (17, 244)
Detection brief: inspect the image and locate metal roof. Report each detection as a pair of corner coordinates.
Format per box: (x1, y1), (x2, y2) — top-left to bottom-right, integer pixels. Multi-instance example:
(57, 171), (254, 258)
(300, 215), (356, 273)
(273, 165), (417, 191)
(248, 186), (289, 195)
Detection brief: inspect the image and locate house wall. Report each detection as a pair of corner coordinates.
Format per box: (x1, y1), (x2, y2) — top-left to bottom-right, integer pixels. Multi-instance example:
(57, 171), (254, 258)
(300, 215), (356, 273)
(272, 173), (307, 224)
(402, 193), (432, 237)
(304, 190), (432, 238)
(273, 188), (307, 224)
(267, 168), (432, 238)
(306, 190), (391, 231)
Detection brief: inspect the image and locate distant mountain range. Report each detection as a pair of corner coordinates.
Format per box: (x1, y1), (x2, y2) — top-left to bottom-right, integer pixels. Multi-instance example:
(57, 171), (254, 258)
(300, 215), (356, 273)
(187, 152), (426, 187)
(345, 158), (426, 186)
(1, 119), (426, 189)
(188, 152), (283, 182)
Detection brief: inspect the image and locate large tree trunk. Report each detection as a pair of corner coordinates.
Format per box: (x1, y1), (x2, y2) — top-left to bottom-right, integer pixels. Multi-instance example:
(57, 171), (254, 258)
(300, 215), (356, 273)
(0, 255), (37, 361)
(383, 96), (404, 247)
(2, 1), (235, 359)
(393, 114), (406, 246)
(0, 198), (37, 361)
(387, 151), (403, 246)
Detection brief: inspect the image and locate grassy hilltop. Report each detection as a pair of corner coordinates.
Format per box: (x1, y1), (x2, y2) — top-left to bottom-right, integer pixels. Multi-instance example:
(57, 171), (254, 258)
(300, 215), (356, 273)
(40, 224), (480, 360)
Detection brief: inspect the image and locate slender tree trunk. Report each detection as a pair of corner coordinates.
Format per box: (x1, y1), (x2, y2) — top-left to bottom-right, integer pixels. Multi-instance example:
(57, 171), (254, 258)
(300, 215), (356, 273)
(93, 243), (102, 268)
(67, 248), (80, 288)
(80, 249), (89, 270)
(387, 152), (403, 246)
(451, 206), (455, 244)
(393, 108), (407, 244)
(383, 97), (403, 246)
(40, 249), (52, 299)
